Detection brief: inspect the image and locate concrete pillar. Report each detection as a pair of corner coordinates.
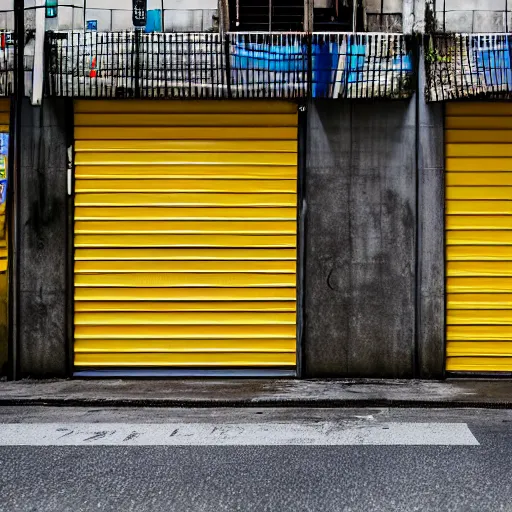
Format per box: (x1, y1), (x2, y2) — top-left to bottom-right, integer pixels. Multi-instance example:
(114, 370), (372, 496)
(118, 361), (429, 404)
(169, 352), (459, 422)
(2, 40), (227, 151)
(416, 45), (445, 379)
(304, 100), (417, 378)
(303, 44), (446, 379)
(18, 97), (69, 377)
(403, 0), (426, 34)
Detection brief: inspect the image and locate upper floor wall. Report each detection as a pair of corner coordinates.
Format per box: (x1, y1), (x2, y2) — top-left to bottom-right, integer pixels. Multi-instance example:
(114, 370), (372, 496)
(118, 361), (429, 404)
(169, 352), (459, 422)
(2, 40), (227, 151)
(1, 0), (512, 34)
(0, 0), (410, 33)
(44, 0), (218, 32)
(431, 0), (512, 33)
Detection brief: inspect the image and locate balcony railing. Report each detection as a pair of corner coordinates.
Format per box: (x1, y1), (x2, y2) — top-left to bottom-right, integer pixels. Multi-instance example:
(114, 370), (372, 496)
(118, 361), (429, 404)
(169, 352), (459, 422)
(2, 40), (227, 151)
(45, 31), (414, 100)
(0, 31), (15, 97)
(426, 33), (512, 101)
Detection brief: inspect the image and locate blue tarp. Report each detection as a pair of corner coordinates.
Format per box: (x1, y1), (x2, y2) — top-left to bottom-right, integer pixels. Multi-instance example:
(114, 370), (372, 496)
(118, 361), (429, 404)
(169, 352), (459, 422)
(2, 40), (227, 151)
(231, 41), (339, 96)
(475, 42), (512, 88)
(230, 40), (413, 97)
(232, 43), (307, 72)
(145, 10), (162, 33)
(311, 42), (338, 97)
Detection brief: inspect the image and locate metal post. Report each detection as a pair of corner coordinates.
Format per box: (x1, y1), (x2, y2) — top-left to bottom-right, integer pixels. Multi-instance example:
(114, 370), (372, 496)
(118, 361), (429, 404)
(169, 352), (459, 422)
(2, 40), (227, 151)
(32, 0), (45, 104)
(303, 0), (313, 32)
(8, 0), (24, 379)
(135, 28), (141, 97)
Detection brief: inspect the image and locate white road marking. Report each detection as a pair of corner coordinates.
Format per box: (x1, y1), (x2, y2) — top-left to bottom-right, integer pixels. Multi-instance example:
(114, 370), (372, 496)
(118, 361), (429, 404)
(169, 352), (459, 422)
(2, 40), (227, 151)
(0, 422), (479, 446)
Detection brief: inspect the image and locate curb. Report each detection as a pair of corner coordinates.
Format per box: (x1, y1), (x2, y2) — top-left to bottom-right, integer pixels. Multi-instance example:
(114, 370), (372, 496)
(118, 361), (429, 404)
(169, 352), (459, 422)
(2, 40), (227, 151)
(1, 398), (512, 409)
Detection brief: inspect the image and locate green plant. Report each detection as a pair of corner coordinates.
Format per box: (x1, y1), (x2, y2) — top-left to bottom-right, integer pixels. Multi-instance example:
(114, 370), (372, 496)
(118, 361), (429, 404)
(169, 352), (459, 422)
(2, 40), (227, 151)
(426, 48), (452, 63)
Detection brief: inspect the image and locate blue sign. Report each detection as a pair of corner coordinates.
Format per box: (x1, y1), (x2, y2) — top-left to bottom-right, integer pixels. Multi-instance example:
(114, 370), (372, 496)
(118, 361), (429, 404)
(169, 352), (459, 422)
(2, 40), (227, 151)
(0, 133), (8, 156)
(87, 20), (98, 31)
(45, 0), (57, 18)
(145, 9), (162, 33)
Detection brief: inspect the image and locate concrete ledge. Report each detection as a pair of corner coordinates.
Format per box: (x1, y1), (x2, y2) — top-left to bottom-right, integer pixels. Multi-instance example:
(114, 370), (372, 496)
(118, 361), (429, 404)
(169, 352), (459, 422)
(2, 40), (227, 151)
(1, 379), (512, 408)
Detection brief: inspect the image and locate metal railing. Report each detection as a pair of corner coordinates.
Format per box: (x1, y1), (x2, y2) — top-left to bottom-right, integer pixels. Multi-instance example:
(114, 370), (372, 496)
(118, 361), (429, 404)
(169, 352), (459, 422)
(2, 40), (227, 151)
(426, 33), (512, 101)
(45, 31), (415, 100)
(0, 31), (15, 96)
(312, 33), (413, 99)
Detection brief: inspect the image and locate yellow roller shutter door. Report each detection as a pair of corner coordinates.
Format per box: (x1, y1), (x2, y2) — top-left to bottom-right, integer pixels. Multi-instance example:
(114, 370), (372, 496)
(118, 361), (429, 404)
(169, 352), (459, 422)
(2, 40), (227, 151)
(446, 102), (512, 373)
(0, 98), (9, 271)
(73, 100), (298, 373)
(0, 98), (9, 372)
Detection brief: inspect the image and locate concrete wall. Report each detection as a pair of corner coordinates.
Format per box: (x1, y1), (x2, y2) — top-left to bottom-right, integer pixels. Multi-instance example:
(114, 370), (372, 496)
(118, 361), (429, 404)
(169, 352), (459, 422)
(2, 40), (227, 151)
(434, 0), (512, 32)
(0, 0), (13, 29)
(304, 96), (445, 378)
(18, 97), (68, 377)
(365, 0), (403, 32)
(417, 47), (445, 378)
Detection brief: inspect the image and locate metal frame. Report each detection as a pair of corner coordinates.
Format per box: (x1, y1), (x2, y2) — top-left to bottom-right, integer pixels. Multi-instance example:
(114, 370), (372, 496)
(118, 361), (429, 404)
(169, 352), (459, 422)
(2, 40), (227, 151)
(65, 98), (75, 378)
(6, 5), (22, 379)
(296, 101), (307, 378)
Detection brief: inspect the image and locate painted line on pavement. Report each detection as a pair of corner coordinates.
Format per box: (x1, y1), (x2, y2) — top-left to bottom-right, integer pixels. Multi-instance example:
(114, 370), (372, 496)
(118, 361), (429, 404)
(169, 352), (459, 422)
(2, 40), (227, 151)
(0, 422), (479, 446)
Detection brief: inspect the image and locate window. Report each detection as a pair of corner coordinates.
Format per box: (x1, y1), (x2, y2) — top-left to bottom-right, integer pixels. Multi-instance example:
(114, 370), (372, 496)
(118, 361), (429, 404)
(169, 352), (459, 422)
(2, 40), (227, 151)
(229, 0), (305, 32)
(313, 0), (363, 32)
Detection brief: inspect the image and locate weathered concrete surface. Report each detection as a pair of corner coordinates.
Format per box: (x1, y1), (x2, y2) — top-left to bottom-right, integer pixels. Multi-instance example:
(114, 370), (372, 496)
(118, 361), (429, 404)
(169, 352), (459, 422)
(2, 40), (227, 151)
(18, 98), (69, 377)
(305, 100), (416, 378)
(0, 379), (511, 407)
(434, 0), (511, 33)
(417, 48), (445, 379)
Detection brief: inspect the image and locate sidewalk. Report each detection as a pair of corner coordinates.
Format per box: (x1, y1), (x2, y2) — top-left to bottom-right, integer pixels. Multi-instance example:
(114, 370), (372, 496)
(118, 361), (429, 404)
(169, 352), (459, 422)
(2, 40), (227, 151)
(1, 378), (511, 408)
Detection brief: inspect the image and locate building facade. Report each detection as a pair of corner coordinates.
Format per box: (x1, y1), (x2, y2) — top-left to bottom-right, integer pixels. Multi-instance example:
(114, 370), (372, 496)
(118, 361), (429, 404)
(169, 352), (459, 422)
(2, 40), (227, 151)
(0, 0), (511, 379)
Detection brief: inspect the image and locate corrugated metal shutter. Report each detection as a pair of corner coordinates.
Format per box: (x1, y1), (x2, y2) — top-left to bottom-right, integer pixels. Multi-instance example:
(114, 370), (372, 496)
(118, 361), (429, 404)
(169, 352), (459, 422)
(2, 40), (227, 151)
(73, 100), (298, 374)
(0, 98), (9, 132)
(446, 102), (512, 373)
(0, 98), (10, 271)
(0, 98), (9, 368)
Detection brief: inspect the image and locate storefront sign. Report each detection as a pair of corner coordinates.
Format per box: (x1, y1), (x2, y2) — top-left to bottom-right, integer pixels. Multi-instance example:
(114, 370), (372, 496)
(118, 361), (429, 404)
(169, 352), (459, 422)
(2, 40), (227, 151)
(133, 0), (147, 27)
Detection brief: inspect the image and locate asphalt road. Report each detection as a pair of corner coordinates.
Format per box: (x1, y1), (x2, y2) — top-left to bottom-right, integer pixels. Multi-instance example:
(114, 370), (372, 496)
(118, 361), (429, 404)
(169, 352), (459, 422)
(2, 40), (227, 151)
(0, 406), (511, 512)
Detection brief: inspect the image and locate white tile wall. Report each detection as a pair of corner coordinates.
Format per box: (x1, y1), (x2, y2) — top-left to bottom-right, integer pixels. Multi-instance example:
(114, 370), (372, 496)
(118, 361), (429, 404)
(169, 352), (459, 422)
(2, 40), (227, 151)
(57, 6), (73, 29)
(0, 0), (13, 11)
(147, 0), (163, 10)
(53, 0), (217, 31)
(202, 8), (217, 30)
(5, 9), (13, 28)
(84, 8), (112, 30)
(111, 8), (132, 30)
(163, 0), (217, 9)
(473, 10), (506, 32)
(435, 0), (506, 11)
(73, 6), (84, 28)
(434, 0), (512, 32)
(365, 0), (403, 14)
(438, 10), (474, 31)
(164, 9), (203, 31)
(383, 0), (403, 13)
